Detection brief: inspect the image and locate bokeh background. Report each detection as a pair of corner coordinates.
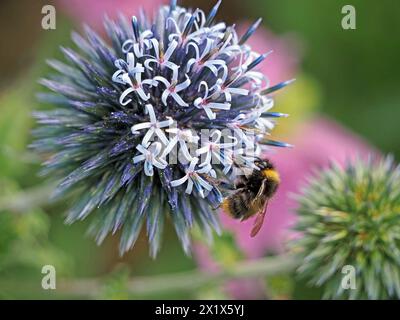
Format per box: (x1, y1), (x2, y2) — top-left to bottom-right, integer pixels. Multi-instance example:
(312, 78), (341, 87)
(0, 0), (399, 299)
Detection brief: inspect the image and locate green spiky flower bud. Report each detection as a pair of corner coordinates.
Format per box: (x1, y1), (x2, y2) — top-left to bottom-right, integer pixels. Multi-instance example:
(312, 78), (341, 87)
(292, 156), (400, 299)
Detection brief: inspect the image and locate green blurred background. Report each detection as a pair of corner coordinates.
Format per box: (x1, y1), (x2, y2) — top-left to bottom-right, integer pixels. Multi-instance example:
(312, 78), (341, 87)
(0, 0), (399, 299)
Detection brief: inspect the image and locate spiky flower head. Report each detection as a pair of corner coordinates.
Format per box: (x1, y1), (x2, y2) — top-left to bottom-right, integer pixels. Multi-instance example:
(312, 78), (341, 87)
(293, 156), (400, 299)
(33, 0), (291, 257)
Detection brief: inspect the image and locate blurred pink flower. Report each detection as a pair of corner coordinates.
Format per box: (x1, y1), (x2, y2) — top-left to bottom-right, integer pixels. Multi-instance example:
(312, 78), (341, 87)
(221, 117), (375, 259)
(194, 23), (372, 259)
(190, 21), (374, 299)
(195, 117), (375, 299)
(57, 0), (166, 29)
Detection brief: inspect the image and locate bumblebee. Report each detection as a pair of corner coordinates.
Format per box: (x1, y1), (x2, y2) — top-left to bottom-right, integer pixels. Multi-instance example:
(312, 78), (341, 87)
(221, 159), (280, 237)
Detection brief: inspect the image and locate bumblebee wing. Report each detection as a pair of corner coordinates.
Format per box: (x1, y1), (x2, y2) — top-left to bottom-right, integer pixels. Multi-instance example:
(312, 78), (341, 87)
(250, 201), (268, 238)
(250, 179), (269, 237)
(252, 178), (268, 207)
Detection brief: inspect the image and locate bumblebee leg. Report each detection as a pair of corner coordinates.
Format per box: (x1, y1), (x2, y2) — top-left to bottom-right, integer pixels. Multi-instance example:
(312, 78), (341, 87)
(202, 174), (236, 191)
(213, 203), (222, 210)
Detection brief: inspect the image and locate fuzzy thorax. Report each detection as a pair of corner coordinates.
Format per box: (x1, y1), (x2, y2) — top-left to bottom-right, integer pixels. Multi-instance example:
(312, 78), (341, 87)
(262, 168), (280, 183)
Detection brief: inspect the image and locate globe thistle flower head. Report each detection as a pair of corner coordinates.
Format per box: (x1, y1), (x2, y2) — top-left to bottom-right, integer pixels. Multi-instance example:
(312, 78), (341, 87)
(33, 0), (291, 257)
(293, 156), (400, 299)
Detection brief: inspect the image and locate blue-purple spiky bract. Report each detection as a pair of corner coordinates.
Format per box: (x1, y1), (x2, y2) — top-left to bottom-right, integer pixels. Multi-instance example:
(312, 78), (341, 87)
(33, 1), (292, 257)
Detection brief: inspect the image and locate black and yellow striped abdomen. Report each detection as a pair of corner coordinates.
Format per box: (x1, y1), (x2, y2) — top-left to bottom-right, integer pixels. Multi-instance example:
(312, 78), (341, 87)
(222, 188), (259, 220)
(222, 164), (280, 221)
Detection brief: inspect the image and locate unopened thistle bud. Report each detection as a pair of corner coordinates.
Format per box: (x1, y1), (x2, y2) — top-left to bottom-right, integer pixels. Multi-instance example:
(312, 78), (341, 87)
(293, 156), (400, 299)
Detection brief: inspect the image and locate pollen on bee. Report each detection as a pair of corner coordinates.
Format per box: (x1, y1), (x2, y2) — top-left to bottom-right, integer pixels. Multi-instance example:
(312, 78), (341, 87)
(262, 169), (280, 183)
(221, 198), (232, 216)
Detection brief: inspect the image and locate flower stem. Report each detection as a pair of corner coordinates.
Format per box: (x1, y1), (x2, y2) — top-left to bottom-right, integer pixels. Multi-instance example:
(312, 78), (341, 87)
(58, 254), (298, 298)
(0, 184), (55, 213)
